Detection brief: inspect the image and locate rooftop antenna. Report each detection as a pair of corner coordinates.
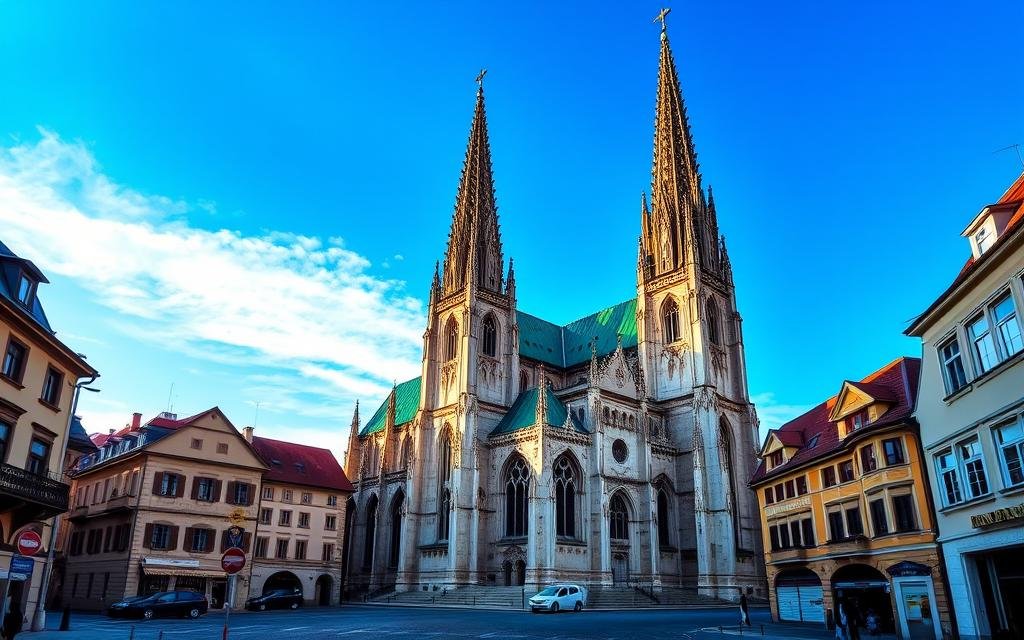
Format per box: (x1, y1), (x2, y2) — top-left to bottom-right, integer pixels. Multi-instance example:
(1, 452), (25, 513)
(994, 143), (1024, 169)
(166, 382), (175, 413)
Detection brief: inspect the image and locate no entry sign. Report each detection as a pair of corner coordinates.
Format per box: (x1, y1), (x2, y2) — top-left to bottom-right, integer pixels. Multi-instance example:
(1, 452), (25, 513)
(16, 530), (42, 557)
(221, 547), (246, 574)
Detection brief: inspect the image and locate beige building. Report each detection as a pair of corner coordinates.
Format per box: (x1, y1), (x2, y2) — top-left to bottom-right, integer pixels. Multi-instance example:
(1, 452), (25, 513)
(62, 409), (266, 610)
(246, 429), (352, 606)
(0, 239), (97, 625)
(906, 171), (1024, 640)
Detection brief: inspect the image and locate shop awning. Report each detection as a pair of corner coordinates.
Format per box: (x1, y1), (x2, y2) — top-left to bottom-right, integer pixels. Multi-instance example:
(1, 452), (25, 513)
(142, 566), (225, 578)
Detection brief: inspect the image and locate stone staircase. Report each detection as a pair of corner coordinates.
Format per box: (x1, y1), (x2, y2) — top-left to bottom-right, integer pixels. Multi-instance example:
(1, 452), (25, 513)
(371, 584), (731, 610)
(374, 585), (527, 609)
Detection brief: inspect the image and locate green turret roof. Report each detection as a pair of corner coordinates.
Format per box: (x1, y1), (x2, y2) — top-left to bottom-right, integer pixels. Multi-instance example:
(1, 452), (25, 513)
(488, 386), (586, 437)
(360, 376), (421, 436)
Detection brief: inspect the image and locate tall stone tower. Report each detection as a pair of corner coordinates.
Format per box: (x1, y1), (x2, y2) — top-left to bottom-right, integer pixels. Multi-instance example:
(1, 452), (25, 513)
(635, 18), (764, 596)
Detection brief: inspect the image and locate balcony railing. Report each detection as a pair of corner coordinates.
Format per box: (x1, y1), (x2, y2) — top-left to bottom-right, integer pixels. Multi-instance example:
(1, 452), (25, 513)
(0, 463), (70, 515)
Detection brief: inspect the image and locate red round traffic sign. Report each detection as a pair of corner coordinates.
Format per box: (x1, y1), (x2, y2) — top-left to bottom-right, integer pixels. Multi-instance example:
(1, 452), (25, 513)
(16, 530), (42, 556)
(221, 547), (246, 574)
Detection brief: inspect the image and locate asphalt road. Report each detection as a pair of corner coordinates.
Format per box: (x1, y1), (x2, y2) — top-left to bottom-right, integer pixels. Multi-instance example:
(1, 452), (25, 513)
(36, 605), (835, 640)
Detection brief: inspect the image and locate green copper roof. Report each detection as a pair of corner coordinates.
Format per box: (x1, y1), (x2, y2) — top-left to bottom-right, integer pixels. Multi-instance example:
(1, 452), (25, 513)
(489, 386), (587, 437)
(361, 376), (421, 436)
(516, 298), (637, 368)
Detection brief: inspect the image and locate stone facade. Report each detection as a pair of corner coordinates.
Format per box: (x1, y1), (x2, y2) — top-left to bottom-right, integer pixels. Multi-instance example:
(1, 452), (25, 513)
(342, 24), (765, 602)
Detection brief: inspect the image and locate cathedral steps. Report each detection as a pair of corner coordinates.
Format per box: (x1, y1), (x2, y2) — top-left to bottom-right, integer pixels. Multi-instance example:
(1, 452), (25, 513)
(369, 585), (732, 610)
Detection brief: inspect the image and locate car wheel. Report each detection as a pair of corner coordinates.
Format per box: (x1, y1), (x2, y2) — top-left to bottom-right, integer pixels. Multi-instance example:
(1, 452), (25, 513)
(574, 601), (583, 612)
(188, 608), (200, 619)
(551, 602), (559, 613)
(259, 604), (266, 611)
(143, 609), (154, 620)
(290, 602), (299, 610)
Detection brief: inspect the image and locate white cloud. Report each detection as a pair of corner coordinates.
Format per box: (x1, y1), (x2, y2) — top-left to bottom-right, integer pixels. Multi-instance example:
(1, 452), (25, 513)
(750, 391), (813, 441)
(0, 129), (425, 425)
(393, 254), (404, 261)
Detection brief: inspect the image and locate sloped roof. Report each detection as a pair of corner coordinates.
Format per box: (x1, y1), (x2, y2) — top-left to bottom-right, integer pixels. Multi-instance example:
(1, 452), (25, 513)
(361, 377), (421, 436)
(750, 357), (920, 485)
(846, 380), (898, 403)
(250, 435), (353, 492)
(68, 416), (98, 453)
(517, 298), (638, 368)
(0, 239), (53, 332)
(489, 385), (587, 437)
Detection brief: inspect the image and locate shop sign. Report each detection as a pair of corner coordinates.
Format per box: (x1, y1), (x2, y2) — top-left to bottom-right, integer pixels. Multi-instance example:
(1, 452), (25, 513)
(970, 502), (1024, 528)
(886, 561), (931, 577)
(143, 557), (200, 568)
(765, 496), (811, 517)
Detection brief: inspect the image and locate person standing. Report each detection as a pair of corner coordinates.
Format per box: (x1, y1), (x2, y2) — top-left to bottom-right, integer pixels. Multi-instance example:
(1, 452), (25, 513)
(835, 600), (849, 640)
(739, 593), (752, 627)
(846, 599), (862, 640)
(3, 600), (23, 640)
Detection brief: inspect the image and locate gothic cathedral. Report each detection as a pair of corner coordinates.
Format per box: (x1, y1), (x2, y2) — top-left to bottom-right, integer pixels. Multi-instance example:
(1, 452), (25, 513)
(342, 23), (765, 601)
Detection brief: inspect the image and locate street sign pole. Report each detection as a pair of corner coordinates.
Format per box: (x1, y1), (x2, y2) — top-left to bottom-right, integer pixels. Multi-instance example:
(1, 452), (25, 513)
(220, 547), (245, 640)
(223, 574), (232, 640)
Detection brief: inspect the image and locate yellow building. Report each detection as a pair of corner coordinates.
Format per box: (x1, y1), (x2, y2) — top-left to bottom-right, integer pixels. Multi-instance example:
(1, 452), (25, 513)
(0, 240), (97, 626)
(750, 357), (953, 640)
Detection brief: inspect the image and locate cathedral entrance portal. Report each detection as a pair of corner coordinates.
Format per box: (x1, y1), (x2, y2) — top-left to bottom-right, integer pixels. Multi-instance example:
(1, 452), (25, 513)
(613, 553), (629, 585)
(514, 559), (526, 586)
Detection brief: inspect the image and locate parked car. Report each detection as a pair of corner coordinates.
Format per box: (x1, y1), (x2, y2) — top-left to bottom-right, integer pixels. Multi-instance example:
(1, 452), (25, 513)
(107, 590), (209, 620)
(245, 588), (303, 611)
(529, 584), (587, 613)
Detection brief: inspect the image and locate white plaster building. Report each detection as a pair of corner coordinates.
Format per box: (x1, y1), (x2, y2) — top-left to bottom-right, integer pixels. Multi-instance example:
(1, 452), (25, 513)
(342, 23), (765, 602)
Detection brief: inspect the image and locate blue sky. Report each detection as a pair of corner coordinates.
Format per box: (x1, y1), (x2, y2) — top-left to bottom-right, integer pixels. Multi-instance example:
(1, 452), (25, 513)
(1, 2), (1022, 461)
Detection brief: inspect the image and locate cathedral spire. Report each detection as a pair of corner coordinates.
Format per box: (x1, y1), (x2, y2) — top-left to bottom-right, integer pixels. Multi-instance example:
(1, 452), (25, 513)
(344, 400), (361, 480)
(644, 12), (706, 277)
(440, 73), (504, 295)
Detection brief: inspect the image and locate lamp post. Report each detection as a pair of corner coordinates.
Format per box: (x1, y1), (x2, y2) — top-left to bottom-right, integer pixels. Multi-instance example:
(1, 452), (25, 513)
(30, 374), (99, 632)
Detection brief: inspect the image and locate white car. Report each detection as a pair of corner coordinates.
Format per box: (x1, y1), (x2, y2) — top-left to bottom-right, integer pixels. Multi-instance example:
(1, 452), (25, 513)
(529, 584), (587, 613)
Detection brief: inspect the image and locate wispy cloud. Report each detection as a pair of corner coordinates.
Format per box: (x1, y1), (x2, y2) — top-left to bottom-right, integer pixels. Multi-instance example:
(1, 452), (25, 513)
(750, 391), (813, 440)
(0, 129), (424, 433)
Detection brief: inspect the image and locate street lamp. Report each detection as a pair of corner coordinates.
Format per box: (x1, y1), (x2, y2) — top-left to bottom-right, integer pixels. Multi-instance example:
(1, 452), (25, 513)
(30, 373), (100, 632)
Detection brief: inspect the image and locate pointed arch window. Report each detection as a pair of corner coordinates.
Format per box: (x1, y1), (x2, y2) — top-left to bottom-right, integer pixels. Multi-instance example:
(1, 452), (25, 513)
(663, 298), (681, 343)
(437, 428), (453, 541)
(657, 488), (671, 546)
(706, 299), (721, 346)
(519, 370), (529, 394)
(444, 317), (459, 361)
(483, 315), (498, 358)
(609, 494), (629, 540)
(553, 455), (579, 538)
(504, 456), (530, 537)
(389, 491), (404, 569)
(363, 495), (378, 570)
(399, 436), (411, 471)
(720, 421), (741, 550)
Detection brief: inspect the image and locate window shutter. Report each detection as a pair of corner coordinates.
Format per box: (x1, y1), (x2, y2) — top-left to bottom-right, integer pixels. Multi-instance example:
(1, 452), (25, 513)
(190, 479), (200, 500)
(175, 475), (186, 498)
(241, 532), (251, 553)
(168, 526), (179, 550)
(143, 523), (153, 549)
(152, 472), (164, 495)
(220, 530), (229, 553)
(212, 480), (223, 503)
(245, 483), (255, 506)
(225, 482), (236, 505)
(183, 527), (194, 551)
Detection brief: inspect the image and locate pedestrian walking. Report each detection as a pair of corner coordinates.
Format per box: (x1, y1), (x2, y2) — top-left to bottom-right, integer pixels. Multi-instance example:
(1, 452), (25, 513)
(3, 600), (23, 640)
(739, 593), (751, 627)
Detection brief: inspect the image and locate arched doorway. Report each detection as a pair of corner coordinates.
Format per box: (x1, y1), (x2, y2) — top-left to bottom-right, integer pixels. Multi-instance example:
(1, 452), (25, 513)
(363, 494), (379, 571)
(609, 492), (631, 584)
(502, 561), (512, 586)
(315, 575), (332, 606)
(514, 559), (526, 586)
(263, 571), (302, 596)
(832, 564), (893, 634)
(775, 568), (824, 622)
(388, 490), (404, 570)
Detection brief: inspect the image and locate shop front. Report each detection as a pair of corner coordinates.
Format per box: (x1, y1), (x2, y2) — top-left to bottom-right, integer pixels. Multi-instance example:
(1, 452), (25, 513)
(138, 558), (231, 607)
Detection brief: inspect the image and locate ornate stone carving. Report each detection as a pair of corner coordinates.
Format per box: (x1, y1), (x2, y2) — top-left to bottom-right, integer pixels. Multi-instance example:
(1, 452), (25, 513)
(693, 386), (717, 413)
(708, 343), (728, 375)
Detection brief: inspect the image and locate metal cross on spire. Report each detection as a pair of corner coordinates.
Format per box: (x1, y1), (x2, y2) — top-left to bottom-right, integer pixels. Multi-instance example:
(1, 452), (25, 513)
(653, 7), (671, 31)
(475, 68), (487, 89)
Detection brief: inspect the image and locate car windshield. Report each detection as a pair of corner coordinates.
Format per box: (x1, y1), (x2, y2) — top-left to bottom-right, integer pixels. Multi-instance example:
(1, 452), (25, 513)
(536, 587), (558, 597)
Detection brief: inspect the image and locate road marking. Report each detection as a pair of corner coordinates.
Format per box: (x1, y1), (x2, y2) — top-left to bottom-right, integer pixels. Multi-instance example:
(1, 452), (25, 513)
(282, 627), (309, 631)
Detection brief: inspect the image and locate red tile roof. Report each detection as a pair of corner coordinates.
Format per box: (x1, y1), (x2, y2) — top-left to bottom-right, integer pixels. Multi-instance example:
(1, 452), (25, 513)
(846, 380), (898, 403)
(250, 435), (353, 492)
(750, 356), (920, 485)
(774, 430), (805, 447)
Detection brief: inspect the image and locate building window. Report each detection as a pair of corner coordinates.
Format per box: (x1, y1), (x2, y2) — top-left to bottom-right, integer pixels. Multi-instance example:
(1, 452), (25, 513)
(553, 455), (578, 538)
(883, 438), (905, 466)
(438, 428), (453, 540)
(217, 443), (229, 454)
(279, 510), (292, 526)
(26, 438), (50, 475)
(295, 540), (307, 560)
(282, 489), (293, 502)
(609, 494), (629, 540)
(519, 370), (529, 394)
(936, 450), (963, 505)
(482, 315), (498, 357)
(232, 482), (251, 505)
(298, 512), (310, 528)
(259, 508), (272, 524)
(860, 444), (878, 473)
(769, 451), (784, 468)
(325, 515), (337, 530)
(195, 478), (216, 502)
(846, 504), (864, 537)
(994, 418), (1024, 487)
(657, 488), (671, 545)
(869, 498), (889, 536)
(150, 525), (172, 550)
(190, 438), (203, 450)
(327, 494), (338, 507)
(961, 438), (989, 497)
(939, 336), (968, 394)
(663, 298), (680, 343)
(613, 439), (629, 464)
(189, 528), (210, 552)
(764, 487), (775, 505)
(968, 313), (999, 373)
(504, 455), (530, 537)
(16, 274), (35, 305)
(444, 317), (458, 361)
(838, 460), (855, 483)
(892, 493), (917, 532)
(0, 420), (10, 464)
(2, 337), (28, 383)
(826, 502), (862, 541)
(821, 466), (837, 488)
(159, 473), (181, 497)
(323, 543), (335, 562)
(301, 492), (312, 504)
(262, 487), (274, 500)
(275, 539), (288, 559)
(41, 366), (63, 406)
(975, 226), (993, 253)
(992, 292), (1023, 358)
(848, 410), (869, 433)
(705, 299), (720, 345)
(782, 480), (794, 499)
(254, 537), (269, 559)
(937, 438), (991, 506)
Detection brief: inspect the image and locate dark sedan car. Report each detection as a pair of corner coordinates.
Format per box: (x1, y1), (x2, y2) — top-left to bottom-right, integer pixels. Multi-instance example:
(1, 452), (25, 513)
(108, 590), (208, 620)
(245, 588), (303, 611)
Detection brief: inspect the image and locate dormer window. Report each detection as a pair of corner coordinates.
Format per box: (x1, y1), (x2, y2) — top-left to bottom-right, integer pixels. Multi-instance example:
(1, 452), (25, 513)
(16, 273), (35, 306)
(975, 227), (993, 254)
(848, 410), (869, 432)
(769, 451), (784, 468)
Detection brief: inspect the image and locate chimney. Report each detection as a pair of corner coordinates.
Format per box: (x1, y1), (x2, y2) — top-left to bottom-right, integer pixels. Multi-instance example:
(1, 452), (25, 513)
(108, 428), (115, 435)
(131, 412), (142, 430)
(243, 426), (254, 443)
